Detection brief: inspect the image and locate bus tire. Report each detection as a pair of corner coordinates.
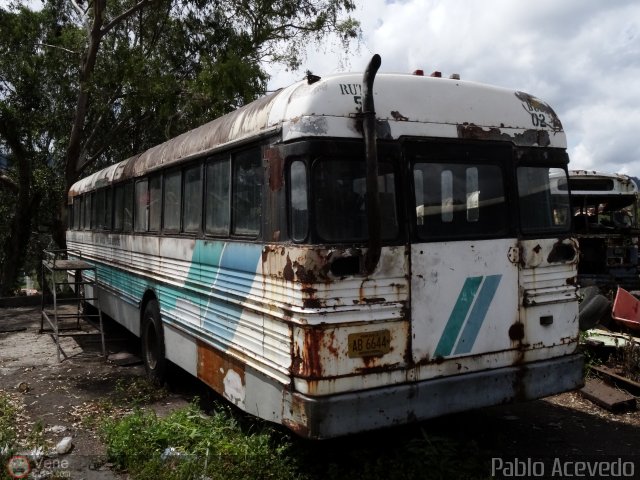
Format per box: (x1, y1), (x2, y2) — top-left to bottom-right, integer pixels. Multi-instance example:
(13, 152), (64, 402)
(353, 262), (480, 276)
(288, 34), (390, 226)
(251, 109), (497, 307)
(141, 300), (166, 384)
(578, 294), (610, 331)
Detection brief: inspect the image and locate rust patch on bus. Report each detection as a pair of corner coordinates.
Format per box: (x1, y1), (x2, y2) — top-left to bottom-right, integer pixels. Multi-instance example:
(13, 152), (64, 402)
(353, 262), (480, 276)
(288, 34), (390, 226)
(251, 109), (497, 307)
(292, 327), (324, 378)
(508, 322), (525, 342)
(283, 254), (295, 282)
(197, 340), (245, 396)
(457, 123), (551, 147)
(547, 238), (577, 264)
(265, 147), (284, 192)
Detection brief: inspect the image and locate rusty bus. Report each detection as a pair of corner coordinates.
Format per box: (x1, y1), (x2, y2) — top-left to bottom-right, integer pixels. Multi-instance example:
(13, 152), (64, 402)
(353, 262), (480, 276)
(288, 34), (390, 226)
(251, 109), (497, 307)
(562, 170), (640, 293)
(66, 56), (583, 438)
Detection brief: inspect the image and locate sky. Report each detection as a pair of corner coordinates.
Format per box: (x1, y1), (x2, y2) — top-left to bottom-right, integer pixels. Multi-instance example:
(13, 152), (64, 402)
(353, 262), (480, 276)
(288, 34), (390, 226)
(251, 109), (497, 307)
(265, 0), (640, 176)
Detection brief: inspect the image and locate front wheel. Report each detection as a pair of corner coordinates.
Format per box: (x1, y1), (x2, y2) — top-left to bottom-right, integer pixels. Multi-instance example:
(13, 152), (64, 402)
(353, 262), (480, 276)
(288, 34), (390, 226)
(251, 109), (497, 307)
(141, 300), (166, 383)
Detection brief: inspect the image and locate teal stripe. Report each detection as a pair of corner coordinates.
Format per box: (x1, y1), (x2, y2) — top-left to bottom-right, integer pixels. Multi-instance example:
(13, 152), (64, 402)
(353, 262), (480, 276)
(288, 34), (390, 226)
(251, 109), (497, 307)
(453, 274), (502, 355)
(433, 276), (482, 357)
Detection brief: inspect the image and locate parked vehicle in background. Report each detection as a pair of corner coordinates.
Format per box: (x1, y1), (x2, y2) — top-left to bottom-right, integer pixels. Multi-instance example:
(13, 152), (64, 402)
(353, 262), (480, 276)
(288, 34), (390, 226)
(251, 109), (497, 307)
(562, 170), (640, 293)
(66, 56), (583, 438)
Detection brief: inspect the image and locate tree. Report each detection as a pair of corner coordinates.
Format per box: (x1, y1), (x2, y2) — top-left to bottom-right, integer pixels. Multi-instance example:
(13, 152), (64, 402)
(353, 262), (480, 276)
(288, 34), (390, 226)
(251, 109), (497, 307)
(0, 0), (359, 295)
(0, 5), (77, 294)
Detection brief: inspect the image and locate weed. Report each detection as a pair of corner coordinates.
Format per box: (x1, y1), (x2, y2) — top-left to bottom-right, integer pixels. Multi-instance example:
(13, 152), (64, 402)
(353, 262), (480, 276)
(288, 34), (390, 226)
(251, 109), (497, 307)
(0, 394), (19, 480)
(0, 394), (18, 451)
(114, 376), (168, 406)
(101, 402), (301, 480)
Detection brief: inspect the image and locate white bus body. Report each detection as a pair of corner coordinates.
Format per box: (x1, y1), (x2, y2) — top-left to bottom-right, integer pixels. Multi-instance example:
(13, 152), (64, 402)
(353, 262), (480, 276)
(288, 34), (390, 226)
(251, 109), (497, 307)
(67, 70), (583, 438)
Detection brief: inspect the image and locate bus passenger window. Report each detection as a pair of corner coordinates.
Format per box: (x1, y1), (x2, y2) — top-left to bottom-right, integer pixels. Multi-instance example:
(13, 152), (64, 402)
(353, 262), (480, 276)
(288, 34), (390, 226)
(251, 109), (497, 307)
(205, 159), (230, 236)
(232, 150), (261, 236)
(95, 189), (105, 230)
(73, 197), (81, 230)
(164, 170), (182, 231)
(114, 185), (124, 231)
(134, 179), (149, 232)
(290, 161), (308, 241)
(90, 192), (97, 230)
(124, 182), (133, 232)
(104, 187), (113, 230)
(183, 165), (202, 233)
(84, 194), (91, 230)
(149, 176), (161, 232)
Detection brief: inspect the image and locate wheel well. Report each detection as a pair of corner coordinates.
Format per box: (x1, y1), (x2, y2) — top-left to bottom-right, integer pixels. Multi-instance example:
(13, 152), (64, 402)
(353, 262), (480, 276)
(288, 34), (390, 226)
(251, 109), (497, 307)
(140, 289), (158, 329)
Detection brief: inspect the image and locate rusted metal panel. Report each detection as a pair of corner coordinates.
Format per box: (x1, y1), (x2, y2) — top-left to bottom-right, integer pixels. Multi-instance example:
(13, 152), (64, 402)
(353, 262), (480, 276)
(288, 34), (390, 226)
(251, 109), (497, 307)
(456, 124), (551, 147)
(197, 339), (246, 408)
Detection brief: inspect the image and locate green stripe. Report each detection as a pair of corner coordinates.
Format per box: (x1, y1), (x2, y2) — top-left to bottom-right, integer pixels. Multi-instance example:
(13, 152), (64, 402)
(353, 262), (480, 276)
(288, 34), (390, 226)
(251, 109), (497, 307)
(453, 274), (502, 355)
(433, 276), (482, 357)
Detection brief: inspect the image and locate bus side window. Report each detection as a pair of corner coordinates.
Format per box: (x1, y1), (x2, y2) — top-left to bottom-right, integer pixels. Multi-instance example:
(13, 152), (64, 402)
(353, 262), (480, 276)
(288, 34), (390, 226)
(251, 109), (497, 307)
(84, 193), (92, 231)
(90, 192), (97, 230)
(95, 188), (105, 230)
(149, 175), (161, 232)
(134, 179), (149, 232)
(183, 165), (202, 233)
(164, 170), (182, 232)
(205, 158), (230, 236)
(73, 197), (81, 230)
(232, 149), (262, 237)
(123, 182), (134, 232)
(105, 187), (113, 230)
(290, 160), (308, 242)
(114, 184), (124, 231)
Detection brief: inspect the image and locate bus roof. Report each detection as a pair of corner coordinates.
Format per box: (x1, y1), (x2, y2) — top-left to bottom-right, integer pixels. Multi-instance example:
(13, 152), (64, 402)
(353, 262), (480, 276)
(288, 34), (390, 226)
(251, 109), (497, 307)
(69, 72), (567, 197)
(567, 170), (638, 196)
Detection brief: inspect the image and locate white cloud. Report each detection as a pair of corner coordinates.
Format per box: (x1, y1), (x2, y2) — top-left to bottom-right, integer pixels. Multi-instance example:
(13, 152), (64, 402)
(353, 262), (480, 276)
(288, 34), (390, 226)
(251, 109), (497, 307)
(266, 0), (640, 175)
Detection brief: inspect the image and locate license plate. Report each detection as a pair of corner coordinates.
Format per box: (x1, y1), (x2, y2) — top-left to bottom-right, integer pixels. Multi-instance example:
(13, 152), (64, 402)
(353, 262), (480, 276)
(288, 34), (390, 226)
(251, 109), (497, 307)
(348, 330), (391, 358)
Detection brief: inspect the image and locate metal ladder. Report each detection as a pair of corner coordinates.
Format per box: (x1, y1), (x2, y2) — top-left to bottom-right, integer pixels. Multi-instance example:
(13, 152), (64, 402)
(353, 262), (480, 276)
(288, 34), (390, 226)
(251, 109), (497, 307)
(40, 249), (106, 362)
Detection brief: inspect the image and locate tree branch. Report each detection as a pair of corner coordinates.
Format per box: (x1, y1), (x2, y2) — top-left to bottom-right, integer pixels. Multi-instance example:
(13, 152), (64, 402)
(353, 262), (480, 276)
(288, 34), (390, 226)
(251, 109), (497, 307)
(35, 43), (78, 55)
(0, 172), (18, 193)
(101, 0), (154, 38)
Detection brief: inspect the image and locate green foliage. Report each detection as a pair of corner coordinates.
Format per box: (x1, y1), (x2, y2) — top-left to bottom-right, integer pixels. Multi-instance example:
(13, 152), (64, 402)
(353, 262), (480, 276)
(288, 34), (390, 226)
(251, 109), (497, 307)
(101, 402), (302, 480)
(0, 0), (360, 293)
(0, 394), (18, 452)
(113, 376), (169, 406)
(102, 399), (487, 480)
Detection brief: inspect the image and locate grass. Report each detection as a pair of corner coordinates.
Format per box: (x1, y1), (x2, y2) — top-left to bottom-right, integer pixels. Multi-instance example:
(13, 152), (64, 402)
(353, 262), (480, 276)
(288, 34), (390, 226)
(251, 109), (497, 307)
(0, 393), (20, 480)
(5, 374), (487, 479)
(101, 400), (487, 480)
(0, 393), (18, 452)
(101, 402), (302, 480)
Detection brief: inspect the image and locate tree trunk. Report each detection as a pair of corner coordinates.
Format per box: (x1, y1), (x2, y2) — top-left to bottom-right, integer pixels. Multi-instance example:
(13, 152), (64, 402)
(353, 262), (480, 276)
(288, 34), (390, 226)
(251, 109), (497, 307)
(0, 155), (37, 296)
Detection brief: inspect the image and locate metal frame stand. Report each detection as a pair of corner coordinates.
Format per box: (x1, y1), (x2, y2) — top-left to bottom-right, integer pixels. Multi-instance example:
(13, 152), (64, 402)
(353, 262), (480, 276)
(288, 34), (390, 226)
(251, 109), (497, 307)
(40, 249), (106, 362)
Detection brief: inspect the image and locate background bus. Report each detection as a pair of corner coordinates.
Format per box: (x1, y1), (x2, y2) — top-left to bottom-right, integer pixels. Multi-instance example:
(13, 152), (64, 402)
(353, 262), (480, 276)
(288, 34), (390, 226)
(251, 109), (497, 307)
(560, 170), (640, 293)
(67, 61), (583, 438)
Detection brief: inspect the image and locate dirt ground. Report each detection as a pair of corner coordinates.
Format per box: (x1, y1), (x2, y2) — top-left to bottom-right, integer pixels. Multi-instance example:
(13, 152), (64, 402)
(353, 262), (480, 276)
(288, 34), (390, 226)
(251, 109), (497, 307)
(1, 305), (640, 479)
(0, 306), (192, 479)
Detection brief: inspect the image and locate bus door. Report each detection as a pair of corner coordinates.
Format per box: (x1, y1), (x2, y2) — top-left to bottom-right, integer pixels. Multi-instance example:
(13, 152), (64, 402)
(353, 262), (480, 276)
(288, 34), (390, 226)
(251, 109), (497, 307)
(408, 142), (521, 372)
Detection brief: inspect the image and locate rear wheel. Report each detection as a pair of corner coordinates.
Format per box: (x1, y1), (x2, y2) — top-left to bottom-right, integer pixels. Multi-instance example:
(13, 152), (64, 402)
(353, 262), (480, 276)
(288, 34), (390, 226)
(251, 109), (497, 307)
(141, 300), (166, 383)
